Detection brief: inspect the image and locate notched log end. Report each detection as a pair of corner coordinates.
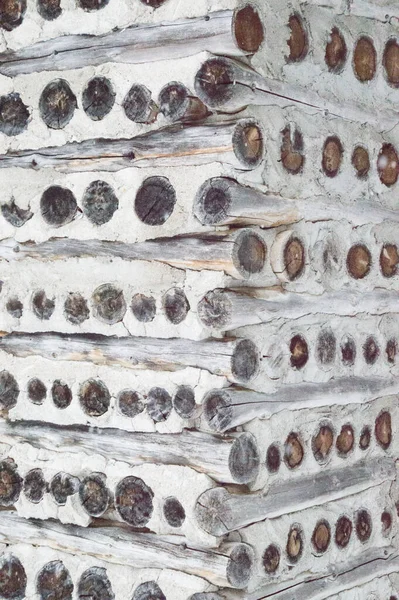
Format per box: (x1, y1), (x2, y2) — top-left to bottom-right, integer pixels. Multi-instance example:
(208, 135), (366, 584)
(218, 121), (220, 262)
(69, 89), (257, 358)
(229, 432), (260, 484)
(233, 4), (264, 53)
(231, 338), (260, 383)
(281, 126), (304, 174)
(198, 289), (233, 330)
(123, 83), (158, 124)
(226, 543), (254, 589)
(194, 177), (233, 226)
(0, 93), (30, 136)
(1, 197), (32, 227)
(159, 82), (208, 123)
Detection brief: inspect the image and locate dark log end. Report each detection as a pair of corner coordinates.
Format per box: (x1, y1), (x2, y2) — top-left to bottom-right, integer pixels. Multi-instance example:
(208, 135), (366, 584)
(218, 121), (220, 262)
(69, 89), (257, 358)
(233, 4), (264, 53)
(163, 496), (186, 528)
(287, 14), (308, 62)
(380, 244), (399, 277)
(386, 338), (397, 364)
(351, 146), (370, 178)
(1, 197), (33, 227)
(36, 561), (73, 600)
(359, 425), (371, 450)
(79, 472), (110, 516)
(336, 424), (354, 455)
(383, 39), (399, 87)
(189, 595), (223, 600)
(0, 370), (19, 409)
(355, 509), (372, 543)
(82, 180), (119, 225)
(131, 293), (156, 323)
(117, 389), (144, 418)
(281, 126), (304, 174)
(159, 82), (208, 122)
(226, 543), (254, 589)
(194, 177), (232, 226)
(51, 380), (72, 409)
(262, 544), (280, 574)
(0, 93), (30, 136)
(290, 334), (309, 369)
(198, 289), (232, 329)
(316, 329), (336, 366)
(341, 335), (356, 365)
(27, 377), (47, 405)
(312, 520), (331, 554)
(146, 386), (172, 422)
(32, 290), (55, 321)
(231, 339), (260, 383)
(50, 472), (79, 505)
(138, 0), (168, 7)
(37, 0), (61, 20)
(346, 244), (371, 279)
(6, 297), (23, 319)
(378, 143), (399, 186)
(233, 120), (264, 168)
(173, 385), (196, 419)
(64, 292), (90, 325)
(194, 57), (235, 108)
(363, 336), (380, 365)
(203, 389), (233, 431)
(381, 510), (392, 535)
(284, 237), (305, 280)
(23, 468), (46, 503)
(229, 432), (260, 484)
(78, 567), (114, 600)
(284, 432), (304, 469)
(123, 84), (158, 124)
(134, 176), (176, 226)
(92, 283), (127, 325)
(162, 288), (190, 324)
(234, 230), (267, 278)
(312, 424), (334, 462)
(0, 459), (22, 505)
(77, 0), (109, 10)
(79, 379), (110, 417)
(375, 411), (392, 449)
(133, 581), (166, 600)
(0, 0), (26, 30)
(266, 443), (281, 473)
(82, 77), (115, 121)
(353, 37), (376, 81)
(39, 80), (77, 129)
(0, 554), (27, 600)
(286, 524), (304, 563)
(115, 475), (154, 526)
(40, 185), (77, 227)
(325, 27), (347, 72)
(322, 136), (343, 177)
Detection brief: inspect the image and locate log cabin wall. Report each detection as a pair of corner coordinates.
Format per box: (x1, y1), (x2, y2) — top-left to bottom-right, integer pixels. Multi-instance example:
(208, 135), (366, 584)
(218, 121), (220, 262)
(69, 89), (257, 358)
(0, 0), (398, 599)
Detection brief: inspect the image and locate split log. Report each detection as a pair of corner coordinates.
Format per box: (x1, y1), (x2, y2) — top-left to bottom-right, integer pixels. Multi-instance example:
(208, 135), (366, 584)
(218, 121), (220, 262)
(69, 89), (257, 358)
(195, 456), (395, 536)
(0, 512), (255, 588)
(0, 8), (264, 77)
(0, 331), (260, 385)
(198, 288), (399, 331)
(0, 420), (260, 485)
(202, 377), (399, 432)
(0, 119), (264, 172)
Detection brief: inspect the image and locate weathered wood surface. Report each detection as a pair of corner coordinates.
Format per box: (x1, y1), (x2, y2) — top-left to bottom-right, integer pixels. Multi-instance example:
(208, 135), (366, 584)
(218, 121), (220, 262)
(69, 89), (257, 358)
(0, 511), (255, 589)
(195, 457), (395, 536)
(202, 378), (399, 432)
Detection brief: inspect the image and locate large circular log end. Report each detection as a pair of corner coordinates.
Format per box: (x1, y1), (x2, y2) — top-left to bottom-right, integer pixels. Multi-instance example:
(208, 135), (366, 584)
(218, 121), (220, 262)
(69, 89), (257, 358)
(133, 581), (166, 600)
(115, 475), (154, 527)
(226, 543), (254, 589)
(233, 4), (264, 53)
(233, 120), (264, 168)
(0, 459), (22, 505)
(231, 338), (260, 382)
(0, 93), (30, 136)
(0, 0), (26, 30)
(39, 79), (77, 129)
(123, 84), (158, 124)
(229, 432), (260, 484)
(384, 39), (399, 87)
(0, 554), (27, 600)
(37, 0), (62, 20)
(197, 289), (232, 330)
(78, 567), (114, 600)
(194, 177), (233, 226)
(194, 57), (235, 109)
(79, 473), (109, 517)
(353, 37), (376, 82)
(82, 76), (115, 121)
(233, 230), (267, 278)
(203, 389), (233, 432)
(194, 487), (231, 536)
(36, 561), (74, 600)
(135, 176), (176, 226)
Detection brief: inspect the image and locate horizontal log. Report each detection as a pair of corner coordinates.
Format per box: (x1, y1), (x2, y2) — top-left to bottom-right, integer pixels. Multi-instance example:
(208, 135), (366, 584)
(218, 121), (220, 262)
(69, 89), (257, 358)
(0, 119), (264, 172)
(0, 512), (255, 588)
(0, 420), (260, 485)
(0, 332), (260, 385)
(195, 457), (395, 536)
(202, 377), (399, 432)
(198, 288), (399, 330)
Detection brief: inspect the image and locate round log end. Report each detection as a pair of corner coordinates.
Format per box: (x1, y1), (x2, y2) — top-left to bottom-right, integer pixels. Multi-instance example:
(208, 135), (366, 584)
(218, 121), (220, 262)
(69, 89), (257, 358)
(203, 389), (233, 431)
(134, 176), (176, 226)
(27, 377), (47, 405)
(0, 459), (22, 505)
(351, 146), (370, 178)
(23, 468), (46, 503)
(355, 509), (372, 542)
(290, 334), (309, 369)
(159, 82), (208, 122)
(380, 244), (399, 277)
(233, 4), (264, 53)
(375, 411), (392, 449)
(82, 180), (119, 226)
(346, 244), (371, 279)
(36, 561), (73, 600)
(162, 288), (190, 325)
(233, 120), (264, 168)
(115, 475), (154, 527)
(384, 39), (399, 87)
(79, 473), (110, 517)
(78, 567), (114, 600)
(312, 424), (334, 462)
(0, 0), (26, 30)
(381, 510), (392, 535)
(283, 237), (305, 280)
(92, 283), (127, 325)
(359, 425), (371, 450)
(312, 520), (331, 554)
(226, 543), (254, 589)
(325, 27), (347, 72)
(117, 389), (144, 418)
(51, 380), (72, 409)
(40, 185), (77, 227)
(131, 293), (156, 323)
(0, 370), (19, 409)
(262, 544), (280, 574)
(163, 496), (186, 528)
(39, 79), (77, 129)
(77, 0), (109, 11)
(133, 581), (166, 600)
(50, 472), (79, 505)
(316, 329), (336, 366)
(82, 76), (115, 121)
(386, 338), (397, 364)
(0, 93), (30, 136)
(378, 144), (399, 186)
(194, 177), (233, 226)
(173, 385), (196, 419)
(231, 338), (260, 383)
(266, 443), (281, 473)
(123, 84), (158, 124)
(79, 378), (111, 417)
(64, 292), (90, 325)
(233, 230), (267, 278)
(353, 37), (377, 82)
(37, 0), (62, 20)
(194, 487), (231, 536)
(363, 336), (380, 365)
(146, 386), (172, 422)
(287, 14), (308, 62)
(322, 136), (343, 177)
(336, 424), (354, 456)
(229, 432), (260, 484)
(197, 289), (233, 330)
(286, 524), (304, 563)
(194, 57), (235, 109)
(6, 297), (23, 319)
(0, 554), (27, 600)
(284, 432), (304, 469)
